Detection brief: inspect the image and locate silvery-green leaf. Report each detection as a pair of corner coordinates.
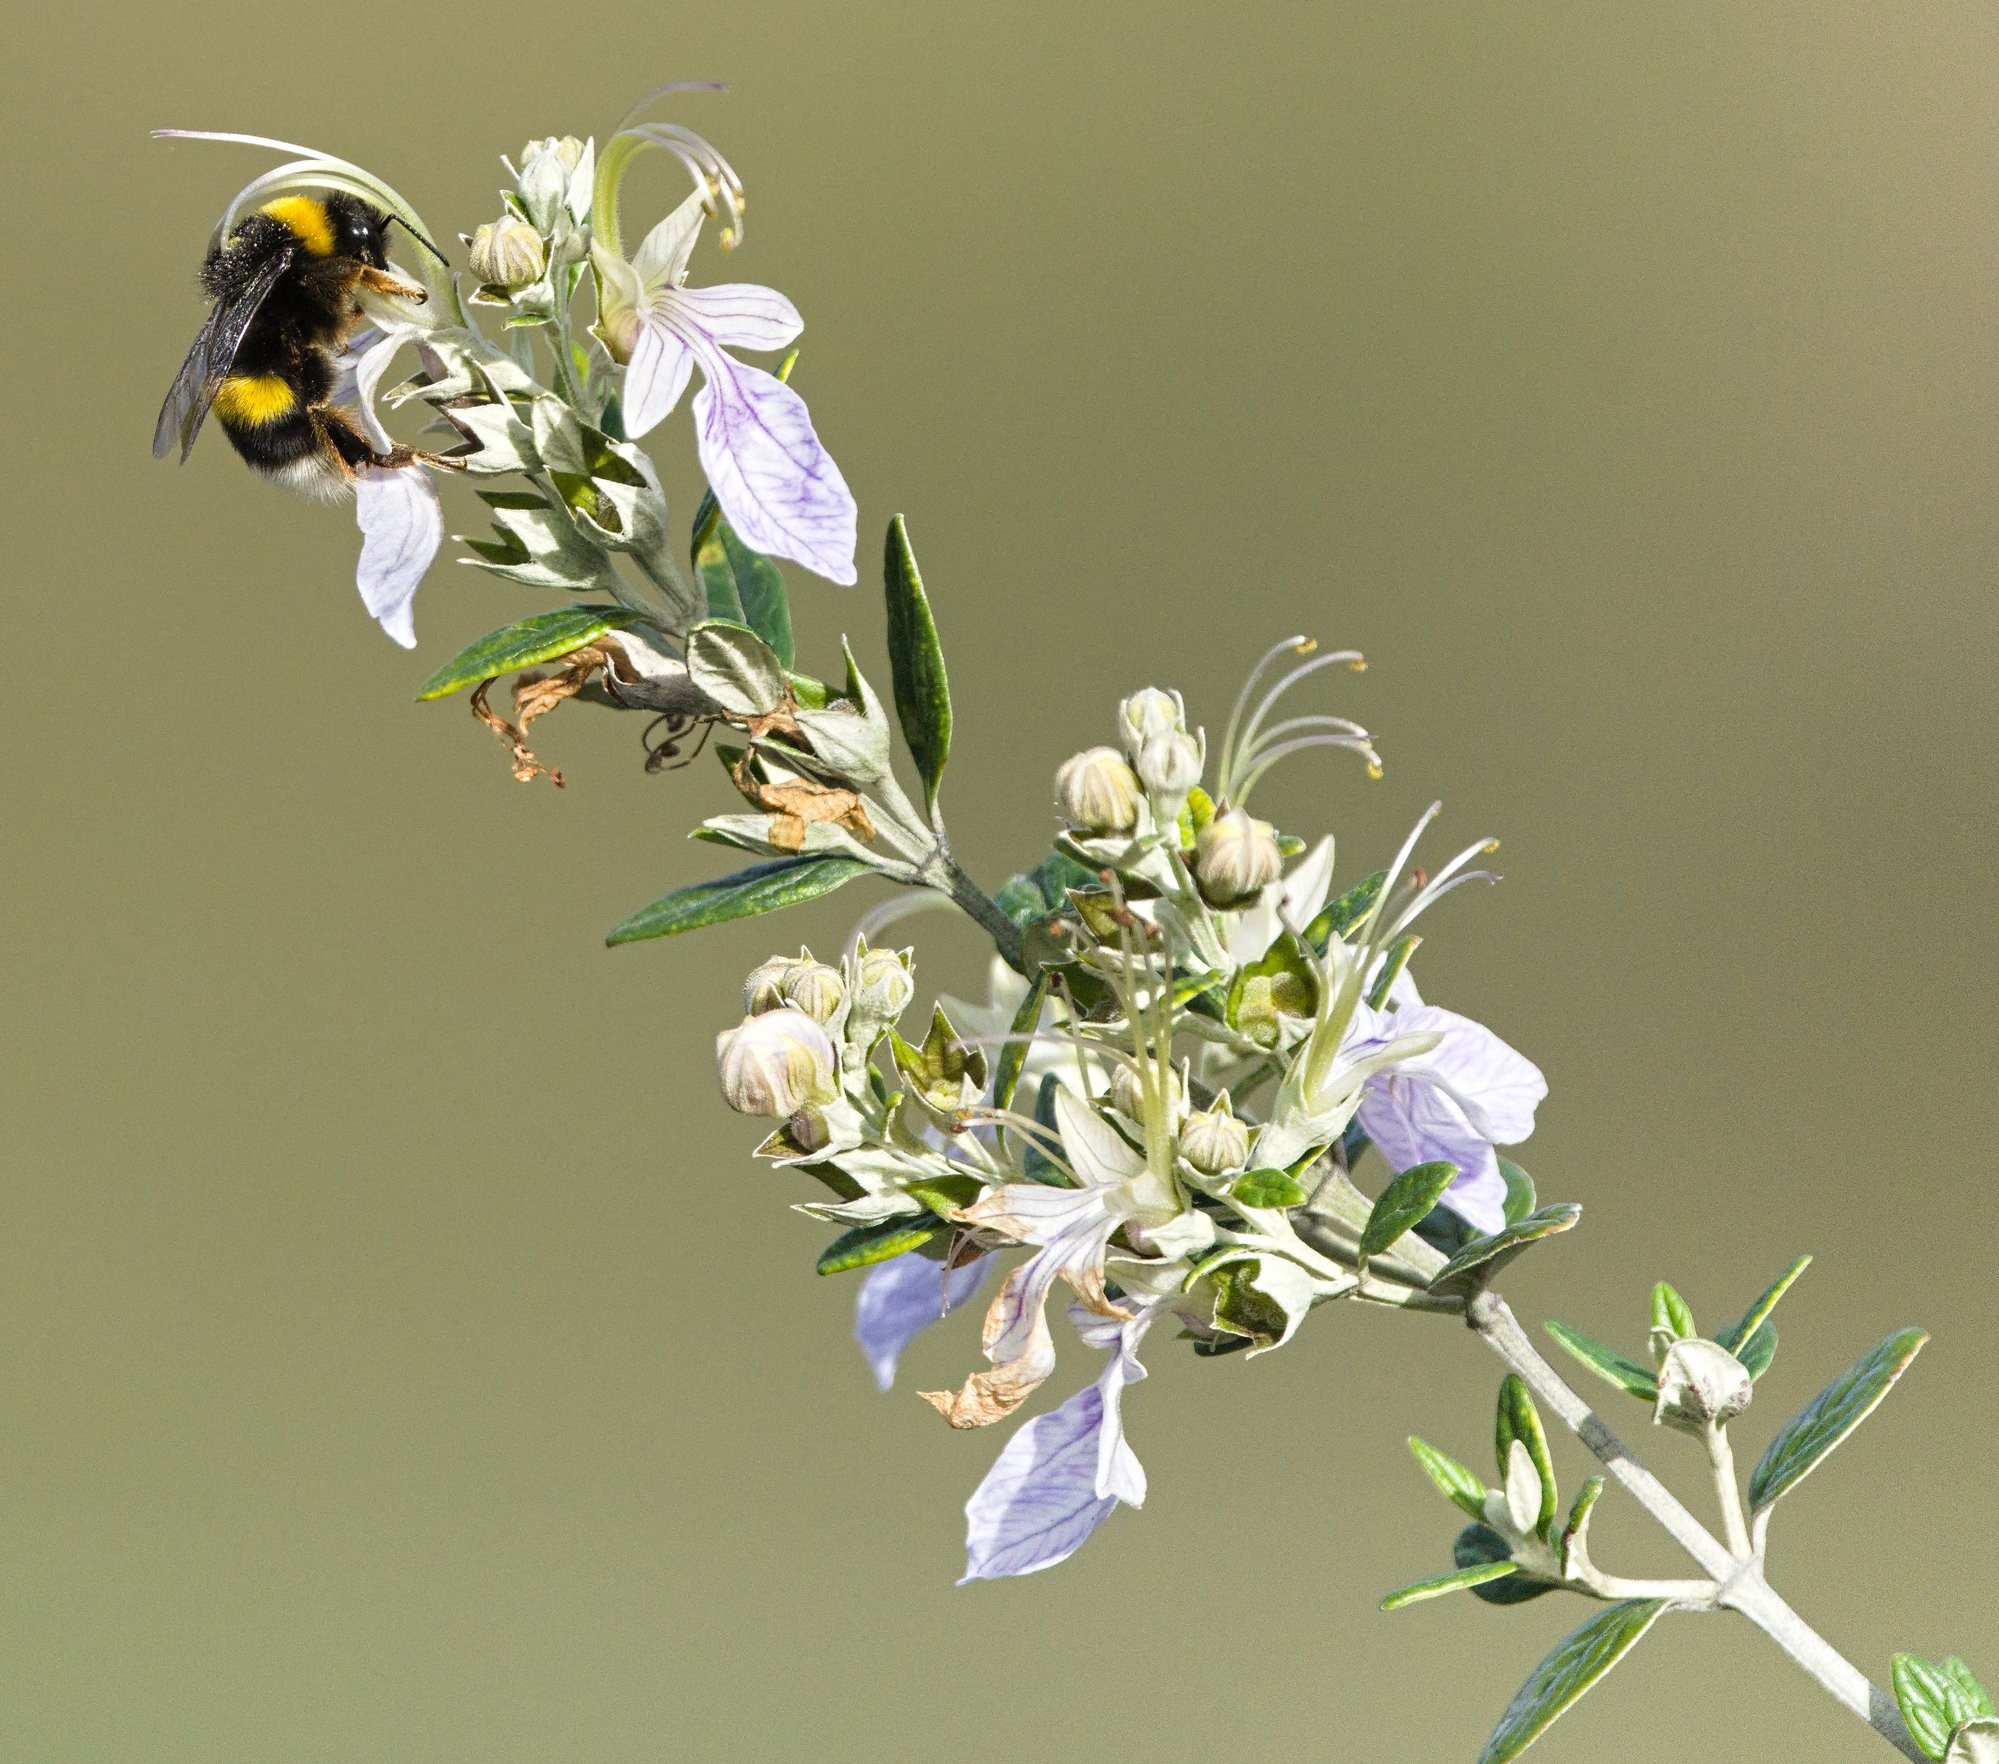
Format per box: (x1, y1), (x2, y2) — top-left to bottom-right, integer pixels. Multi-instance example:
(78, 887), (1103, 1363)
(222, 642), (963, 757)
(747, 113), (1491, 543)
(1454, 1523), (1556, 1605)
(1198, 1251), (1317, 1354)
(1748, 1327), (1928, 1514)
(1380, 1561), (1518, 1611)
(1477, 1600), (1671, 1764)
(1502, 1439), (1542, 1537)
(459, 488), (622, 593)
(606, 855), (873, 945)
(1495, 1374), (1558, 1540)
(1360, 1160), (1459, 1261)
(794, 695), (892, 786)
(1408, 1435), (1490, 1521)
(1559, 1475), (1605, 1570)
(1428, 1204), (1582, 1296)
(415, 604), (644, 701)
(686, 619), (789, 717)
(1896, 1654), (1997, 1761)
(436, 390), (540, 475)
(1544, 1319), (1658, 1402)
(1947, 1719), (1999, 1764)
(1715, 1255), (1812, 1358)
(694, 814), (880, 863)
(882, 515), (953, 811)
(816, 1216), (941, 1275)
(1499, 1156), (1537, 1226)
(1649, 1281), (1696, 1362)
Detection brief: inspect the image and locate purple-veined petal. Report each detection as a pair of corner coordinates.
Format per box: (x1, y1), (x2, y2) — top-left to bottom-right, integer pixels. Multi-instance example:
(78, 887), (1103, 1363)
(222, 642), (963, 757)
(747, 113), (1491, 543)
(623, 316), (697, 438)
(685, 348), (858, 584)
(959, 1381), (1120, 1582)
(854, 1253), (989, 1393)
(1052, 1086), (1147, 1189)
(669, 283), (804, 353)
(1357, 1075), (1507, 1234)
(1391, 1005), (1545, 1145)
(354, 466), (442, 649)
(1073, 1301), (1158, 1504)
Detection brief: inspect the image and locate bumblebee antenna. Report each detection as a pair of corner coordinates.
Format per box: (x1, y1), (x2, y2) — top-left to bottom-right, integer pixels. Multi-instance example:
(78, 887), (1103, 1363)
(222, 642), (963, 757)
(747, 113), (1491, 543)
(384, 213), (449, 265)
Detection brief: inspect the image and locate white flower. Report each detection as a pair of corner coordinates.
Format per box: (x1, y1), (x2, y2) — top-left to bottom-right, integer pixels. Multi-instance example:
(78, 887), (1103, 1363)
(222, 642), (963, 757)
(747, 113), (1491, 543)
(592, 190), (856, 584)
(346, 327), (444, 650)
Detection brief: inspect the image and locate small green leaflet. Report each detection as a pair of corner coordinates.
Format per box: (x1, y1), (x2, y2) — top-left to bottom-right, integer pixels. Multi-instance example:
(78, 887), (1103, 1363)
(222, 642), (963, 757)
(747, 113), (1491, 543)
(1304, 869), (1386, 951)
(882, 515), (952, 810)
(1476, 1599), (1671, 1764)
(1894, 1653), (1997, 1761)
(1747, 1326), (1929, 1513)
(991, 969), (1050, 1115)
(1429, 1204), (1582, 1295)
(1380, 1561), (1517, 1611)
(1715, 1254), (1811, 1356)
(1230, 1168), (1309, 1209)
(1650, 1281), (1696, 1345)
(815, 1217), (940, 1274)
(1543, 1319), (1659, 1402)
(606, 856), (874, 945)
(1498, 1156), (1537, 1226)
(1360, 1161), (1459, 1260)
(1408, 1435), (1489, 1522)
(415, 604), (644, 700)
(1495, 1374), (1558, 1541)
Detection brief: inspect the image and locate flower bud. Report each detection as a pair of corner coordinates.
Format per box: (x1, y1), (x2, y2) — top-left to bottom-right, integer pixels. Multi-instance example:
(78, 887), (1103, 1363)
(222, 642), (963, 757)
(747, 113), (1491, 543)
(1653, 1338), (1753, 1432)
(1135, 728), (1204, 807)
(782, 958), (846, 1025)
(520, 135), (588, 176)
(715, 1008), (838, 1116)
(1180, 1094), (1250, 1175)
(1116, 687), (1186, 760)
(1193, 807), (1283, 907)
(1054, 746), (1142, 834)
(466, 216), (547, 293)
(743, 955), (806, 1015)
(849, 945), (915, 1028)
(1109, 1061), (1183, 1121)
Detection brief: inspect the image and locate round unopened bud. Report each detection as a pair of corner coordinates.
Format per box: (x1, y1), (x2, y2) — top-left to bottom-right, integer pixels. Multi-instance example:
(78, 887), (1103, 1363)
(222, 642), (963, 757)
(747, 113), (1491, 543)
(1109, 1061), (1183, 1121)
(1193, 807), (1283, 907)
(1136, 728), (1204, 805)
(519, 135), (587, 175)
(715, 1008), (838, 1116)
(782, 960), (846, 1025)
(1117, 687), (1186, 760)
(467, 217), (547, 292)
(850, 946), (915, 1027)
(1054, 746), (1142, 834)
(744, 955), (806, 1015)
(1180, 1097), (1250, 1175)
(1653, 1338), (1753, 1432)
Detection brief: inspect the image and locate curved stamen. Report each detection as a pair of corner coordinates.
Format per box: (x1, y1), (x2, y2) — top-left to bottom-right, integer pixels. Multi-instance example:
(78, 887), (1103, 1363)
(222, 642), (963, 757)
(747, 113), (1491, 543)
(1230, 650), (1367, 793)
(1218, 635), (1312, 795)
(1232, 732), (1384, 804)
(617, 79), (729, 134)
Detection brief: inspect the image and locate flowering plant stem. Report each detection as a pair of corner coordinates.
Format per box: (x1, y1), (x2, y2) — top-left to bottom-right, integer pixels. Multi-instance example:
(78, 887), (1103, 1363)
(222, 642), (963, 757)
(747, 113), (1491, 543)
(1464, 1291), (1926, 1760)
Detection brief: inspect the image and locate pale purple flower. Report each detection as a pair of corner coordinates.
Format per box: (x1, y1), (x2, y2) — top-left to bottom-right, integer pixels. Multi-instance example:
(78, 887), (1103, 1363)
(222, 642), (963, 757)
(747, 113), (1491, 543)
(854, 1252), (990, 1393)
(958, 1303), (1159, 1583)
(344, 327), (443, 649)
(1343, 998), (1546, 1233)
(593, 191), (857, 585)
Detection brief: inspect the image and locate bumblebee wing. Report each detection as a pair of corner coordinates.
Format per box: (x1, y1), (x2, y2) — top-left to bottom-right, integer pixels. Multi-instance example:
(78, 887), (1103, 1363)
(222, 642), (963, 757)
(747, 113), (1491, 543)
(152, 245), (293, 463)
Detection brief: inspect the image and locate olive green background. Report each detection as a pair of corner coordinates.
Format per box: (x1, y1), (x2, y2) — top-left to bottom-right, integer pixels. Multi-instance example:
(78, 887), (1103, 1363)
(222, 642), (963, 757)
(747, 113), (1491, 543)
(6, 2), (1995, 1759)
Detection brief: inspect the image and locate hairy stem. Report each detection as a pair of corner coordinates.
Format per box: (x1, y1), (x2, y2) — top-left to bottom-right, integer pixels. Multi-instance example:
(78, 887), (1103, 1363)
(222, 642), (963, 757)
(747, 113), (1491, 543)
(1705, 1424), (1753, 1560)
(930, 849), (1025, 970)
(1464, 1291), (1924, 1761)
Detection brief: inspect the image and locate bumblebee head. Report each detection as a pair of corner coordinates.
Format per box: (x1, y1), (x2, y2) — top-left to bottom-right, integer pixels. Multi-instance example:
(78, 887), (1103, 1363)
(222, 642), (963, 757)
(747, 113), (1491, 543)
(324, 193), (391, 267)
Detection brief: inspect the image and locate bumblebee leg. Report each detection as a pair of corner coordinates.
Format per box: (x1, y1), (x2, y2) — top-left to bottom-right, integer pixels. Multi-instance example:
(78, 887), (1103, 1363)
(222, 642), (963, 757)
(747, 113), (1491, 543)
(357, 266), (427, 303)
(318, 405), (466, 475)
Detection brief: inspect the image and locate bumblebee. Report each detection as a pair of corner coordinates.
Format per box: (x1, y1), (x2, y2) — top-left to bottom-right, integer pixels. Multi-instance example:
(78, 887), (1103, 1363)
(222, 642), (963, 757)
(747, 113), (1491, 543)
(154, 192), (442, 497)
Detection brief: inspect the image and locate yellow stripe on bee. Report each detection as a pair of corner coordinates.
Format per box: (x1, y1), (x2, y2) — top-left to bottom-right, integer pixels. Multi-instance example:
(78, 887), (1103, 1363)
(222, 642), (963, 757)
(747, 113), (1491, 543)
(260, 195), (336, 257)
(213, 374), (297, 427)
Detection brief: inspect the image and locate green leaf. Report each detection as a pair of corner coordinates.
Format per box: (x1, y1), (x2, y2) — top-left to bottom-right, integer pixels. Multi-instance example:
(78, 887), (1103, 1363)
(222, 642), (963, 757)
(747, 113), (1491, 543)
(815, 1216), (940, 1275)
(1360, 1161), (1459, 1260)
(686, 618), (789, 717)
(1498, 1156), (1537, 1226)
(1650, 1281), (1696, 1347)
(991, 970), (1050, 1115)
(606, 856), (873, 946)
(1477, 1600), (1671, 1764)
(1304, 869), (1386, 951)
(415, 604), (643, 700)
(1230, 1167), (1309, 1210)
(1019, 1072), (1074, 1185)
(1895, 1654), (1996, 1760)
(882, 514), (952, 810)
(1408, 1435), (1489, 1521)
(1544, 1319), (1659, 1401)
(1380, 1561), (1518, 1611)
(1429, 1204), (1583, 1295)
(1495, 1374), (1558, 1540)
(1734, 1321), (1779, 1382)
(904, 1174), (982, 1219)
(1454, 1523), (1556, 1605)
(691, 503), (795, 668)
(1560, 1475), (1606, 1559)
(1365, 933), (1420, 1008)
(1747, 1326), (1929, 1514)
(1715, 1254), (1812, 1356)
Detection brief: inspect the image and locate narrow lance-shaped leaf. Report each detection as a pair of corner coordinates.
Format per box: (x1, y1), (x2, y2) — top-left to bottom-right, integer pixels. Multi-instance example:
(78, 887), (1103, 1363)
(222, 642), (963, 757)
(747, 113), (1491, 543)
(816, 1216), (941, 1275)
(1305, 869), (1386, 951)
(1495, 1374), (1558, 1540)
(1429, 1204), (1582, 1295)
(1715, 1254), (1812, 1356)
(882, 514), (952, 810)
(1498, 1156), (1537, 1226)
(1361, 1161), (1459, 1260)
(416, 604), (645, 700)
(990, 969), (1049, 1115)
(1544, 1318), (1659, 1402)
(1380, 1561), (1518, 1611)
(1650, 1281), (1696, 1349)
(1748, 1327), (1929, 1514)
(1477, 1600), (1672, 1764)
(1408, 1435), (1489, 1521)
(606, 855), (874, 946)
